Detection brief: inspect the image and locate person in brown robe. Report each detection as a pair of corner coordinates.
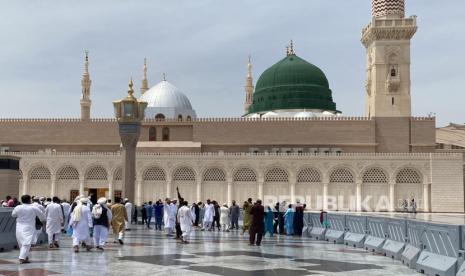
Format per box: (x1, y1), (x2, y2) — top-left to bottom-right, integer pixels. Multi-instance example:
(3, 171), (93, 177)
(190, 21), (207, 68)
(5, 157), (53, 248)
(249, 199), (265, 246)
(111, 197), (128, 245)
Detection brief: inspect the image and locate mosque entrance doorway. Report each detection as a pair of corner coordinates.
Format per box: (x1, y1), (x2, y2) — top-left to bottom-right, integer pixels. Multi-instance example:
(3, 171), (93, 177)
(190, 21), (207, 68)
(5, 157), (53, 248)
(86, 188), (108, 204)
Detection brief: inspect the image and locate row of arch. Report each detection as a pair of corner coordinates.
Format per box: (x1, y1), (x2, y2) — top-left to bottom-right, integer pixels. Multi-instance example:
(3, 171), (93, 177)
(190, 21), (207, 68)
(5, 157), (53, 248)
(24, 164), (422, 184)
(21, 163), (425, 212)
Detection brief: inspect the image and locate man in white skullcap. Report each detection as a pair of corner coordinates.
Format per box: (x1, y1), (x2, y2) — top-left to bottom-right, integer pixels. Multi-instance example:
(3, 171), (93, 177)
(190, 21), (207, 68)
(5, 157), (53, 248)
(92, 197), (112, 251)
(69, 197), (93, 252)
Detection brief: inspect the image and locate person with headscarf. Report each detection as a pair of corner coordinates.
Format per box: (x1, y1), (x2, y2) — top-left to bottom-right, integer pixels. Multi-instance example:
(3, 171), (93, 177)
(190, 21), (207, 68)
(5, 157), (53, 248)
(69, 197), (93, 252)
(284, 204), (294, 235)
(111, 197), (128, 244)
(92, 197), (112, 251)
(242, 198), (253, 235)
(220, 203), (230, 232)
(265, 205), (275, 237)
(12, 195), (46, 264)
(45, 197), (64, 248)
(293, 200), (305, 236)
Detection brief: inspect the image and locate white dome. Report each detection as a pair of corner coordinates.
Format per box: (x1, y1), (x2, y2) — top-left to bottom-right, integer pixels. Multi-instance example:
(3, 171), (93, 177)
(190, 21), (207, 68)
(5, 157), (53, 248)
(140, 80), (196, 119)
(141, 80), (193, 109)
(262, 111), (278, 118)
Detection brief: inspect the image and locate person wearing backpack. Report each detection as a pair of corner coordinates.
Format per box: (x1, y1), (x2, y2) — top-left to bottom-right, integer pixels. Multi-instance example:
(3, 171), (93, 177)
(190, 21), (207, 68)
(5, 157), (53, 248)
(92, 197), (112, 251)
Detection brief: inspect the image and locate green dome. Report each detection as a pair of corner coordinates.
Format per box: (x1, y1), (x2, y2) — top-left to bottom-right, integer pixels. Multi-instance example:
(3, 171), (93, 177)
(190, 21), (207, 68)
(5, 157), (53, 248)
(248, 54), (337, 114)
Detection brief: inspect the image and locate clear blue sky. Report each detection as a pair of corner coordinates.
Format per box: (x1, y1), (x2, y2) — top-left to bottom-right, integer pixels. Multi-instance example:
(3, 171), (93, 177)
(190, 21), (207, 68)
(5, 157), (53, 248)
(0, 0), (463, 126)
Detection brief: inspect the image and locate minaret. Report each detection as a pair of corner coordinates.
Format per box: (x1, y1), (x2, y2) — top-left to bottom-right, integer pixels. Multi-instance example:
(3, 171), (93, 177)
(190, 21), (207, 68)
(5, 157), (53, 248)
(140, 58), (149, 94)
(80, 50), (92, 121)
(244, 55), (254, 114)
(362, 0), (417, 117)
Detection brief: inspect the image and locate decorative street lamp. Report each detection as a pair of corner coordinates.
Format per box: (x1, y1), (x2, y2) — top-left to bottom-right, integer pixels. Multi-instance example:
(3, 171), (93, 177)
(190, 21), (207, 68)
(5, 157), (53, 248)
(113, 78), (147, 203)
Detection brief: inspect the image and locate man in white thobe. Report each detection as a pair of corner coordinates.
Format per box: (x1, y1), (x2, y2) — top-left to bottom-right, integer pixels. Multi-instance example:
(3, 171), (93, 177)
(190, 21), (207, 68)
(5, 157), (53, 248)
(177, 200), (194, 243)
(12, 195), (46, 264)
(31, 197), (45, 245)
(202, 200), (214, 231)
(45, 197), (64, 248)
(61, 200), (70, 232)
(163, 198), (175, 236)
(69, 197), (93, 252)
(124, 199), (133, 230)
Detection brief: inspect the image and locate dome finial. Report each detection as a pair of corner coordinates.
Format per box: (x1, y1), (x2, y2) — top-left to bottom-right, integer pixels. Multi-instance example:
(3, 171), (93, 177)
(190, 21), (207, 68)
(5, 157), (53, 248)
(128, 77), (134, 96)
(289, 39), (295, 55)
(83, 50), (89, 74)
(163, 73), (166, 81)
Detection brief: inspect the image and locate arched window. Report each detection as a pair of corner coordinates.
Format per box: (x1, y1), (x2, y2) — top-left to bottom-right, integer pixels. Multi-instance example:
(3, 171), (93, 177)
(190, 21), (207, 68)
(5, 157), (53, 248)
(85, 166), (108, 181)
(30, 166), (51, 180)
(265, 168), (289, 182)
(391, 68), (396, 77)
(57, 166), (79, 180)
(330, 168), (354, 183)
(203, 168), (226, 182)
(162, 127), (170, 141)
(297, 168), (321, 183)
(186, 116), (192, 121)
(173, 167), (195, 181)
(363, 168), (387, 183)
(233, 168), (257, 182)
(396, 168), (421, 184)
(177, 115), (183, 121)
(155, 113), (165, 120)
(143, 167), (166, 181)
(149, 127), (156, 141)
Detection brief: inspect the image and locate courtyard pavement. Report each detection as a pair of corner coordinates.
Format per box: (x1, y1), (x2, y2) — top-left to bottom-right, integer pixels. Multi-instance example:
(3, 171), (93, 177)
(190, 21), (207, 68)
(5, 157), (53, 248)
(0, 224), (422, 276)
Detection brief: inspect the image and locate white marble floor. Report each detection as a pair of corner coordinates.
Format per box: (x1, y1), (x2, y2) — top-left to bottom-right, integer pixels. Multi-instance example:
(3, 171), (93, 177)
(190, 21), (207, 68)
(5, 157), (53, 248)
(0, 224), (422, 276)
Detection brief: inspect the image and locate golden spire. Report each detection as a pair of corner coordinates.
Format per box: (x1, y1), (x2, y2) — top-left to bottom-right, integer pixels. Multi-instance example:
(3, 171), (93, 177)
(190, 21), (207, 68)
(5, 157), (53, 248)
(289, 39), (295, 55)
(128, 77), (134, 97)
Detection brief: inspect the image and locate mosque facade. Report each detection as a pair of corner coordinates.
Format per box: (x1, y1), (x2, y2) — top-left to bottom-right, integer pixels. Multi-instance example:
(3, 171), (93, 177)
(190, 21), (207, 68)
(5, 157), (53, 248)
(0, 0), (464, 213)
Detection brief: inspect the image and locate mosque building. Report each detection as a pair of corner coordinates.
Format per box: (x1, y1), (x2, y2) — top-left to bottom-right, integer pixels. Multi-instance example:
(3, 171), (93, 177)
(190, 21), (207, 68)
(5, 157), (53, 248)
(0, 0), (464, 213)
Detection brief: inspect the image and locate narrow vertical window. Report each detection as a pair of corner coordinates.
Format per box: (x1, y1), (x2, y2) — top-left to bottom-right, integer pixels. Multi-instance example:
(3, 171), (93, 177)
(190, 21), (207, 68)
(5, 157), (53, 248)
(392, 97), (395, 105)
(162, 127), (170, 141)
(149, 127), (156, 141)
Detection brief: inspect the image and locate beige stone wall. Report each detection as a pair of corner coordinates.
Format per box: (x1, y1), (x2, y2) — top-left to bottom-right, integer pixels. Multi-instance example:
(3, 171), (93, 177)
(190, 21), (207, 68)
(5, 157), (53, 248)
(0, 117), (435, 154)
(13, 152), (464, 213)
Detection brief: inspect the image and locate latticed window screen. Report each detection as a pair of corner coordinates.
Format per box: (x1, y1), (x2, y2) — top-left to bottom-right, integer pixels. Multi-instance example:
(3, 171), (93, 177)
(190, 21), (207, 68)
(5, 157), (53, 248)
(143, 167), (166, 181)
(173, 167), (195, 181)
(114, 168), (122, 181)
(30, 166), (51, 180)
(57, 166), (79, 180)
(329, 168), (354, 183)
(297, 168), (321, 183)
(203, 168), (226, 182)
(396, 168), (421, 184)
(362, 168), (387, 183)
(233, 168), (257, 182)
(265, 168), (289, 182)
(85, 166), (108, 180)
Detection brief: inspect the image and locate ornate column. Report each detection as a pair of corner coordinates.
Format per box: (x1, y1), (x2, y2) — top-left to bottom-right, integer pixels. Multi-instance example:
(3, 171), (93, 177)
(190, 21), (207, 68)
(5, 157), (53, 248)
(136, 176), (143, 206)
(166, 176), (172, 199)
(389, 181), (395, 212)
(50, 174), (57, 197)
(79, 176), (85, 196)
(258, 177), (264, 200)
(290, 173), (296, 204)
(196, 178), (202, 203)
(22, 175), (28, 196)
(108, 178), (114, 203)
(227, 178), (232, 205)
(355, 177), (362, 212)
(323, 179), (329, 211)
(423, 183), (430, 212)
